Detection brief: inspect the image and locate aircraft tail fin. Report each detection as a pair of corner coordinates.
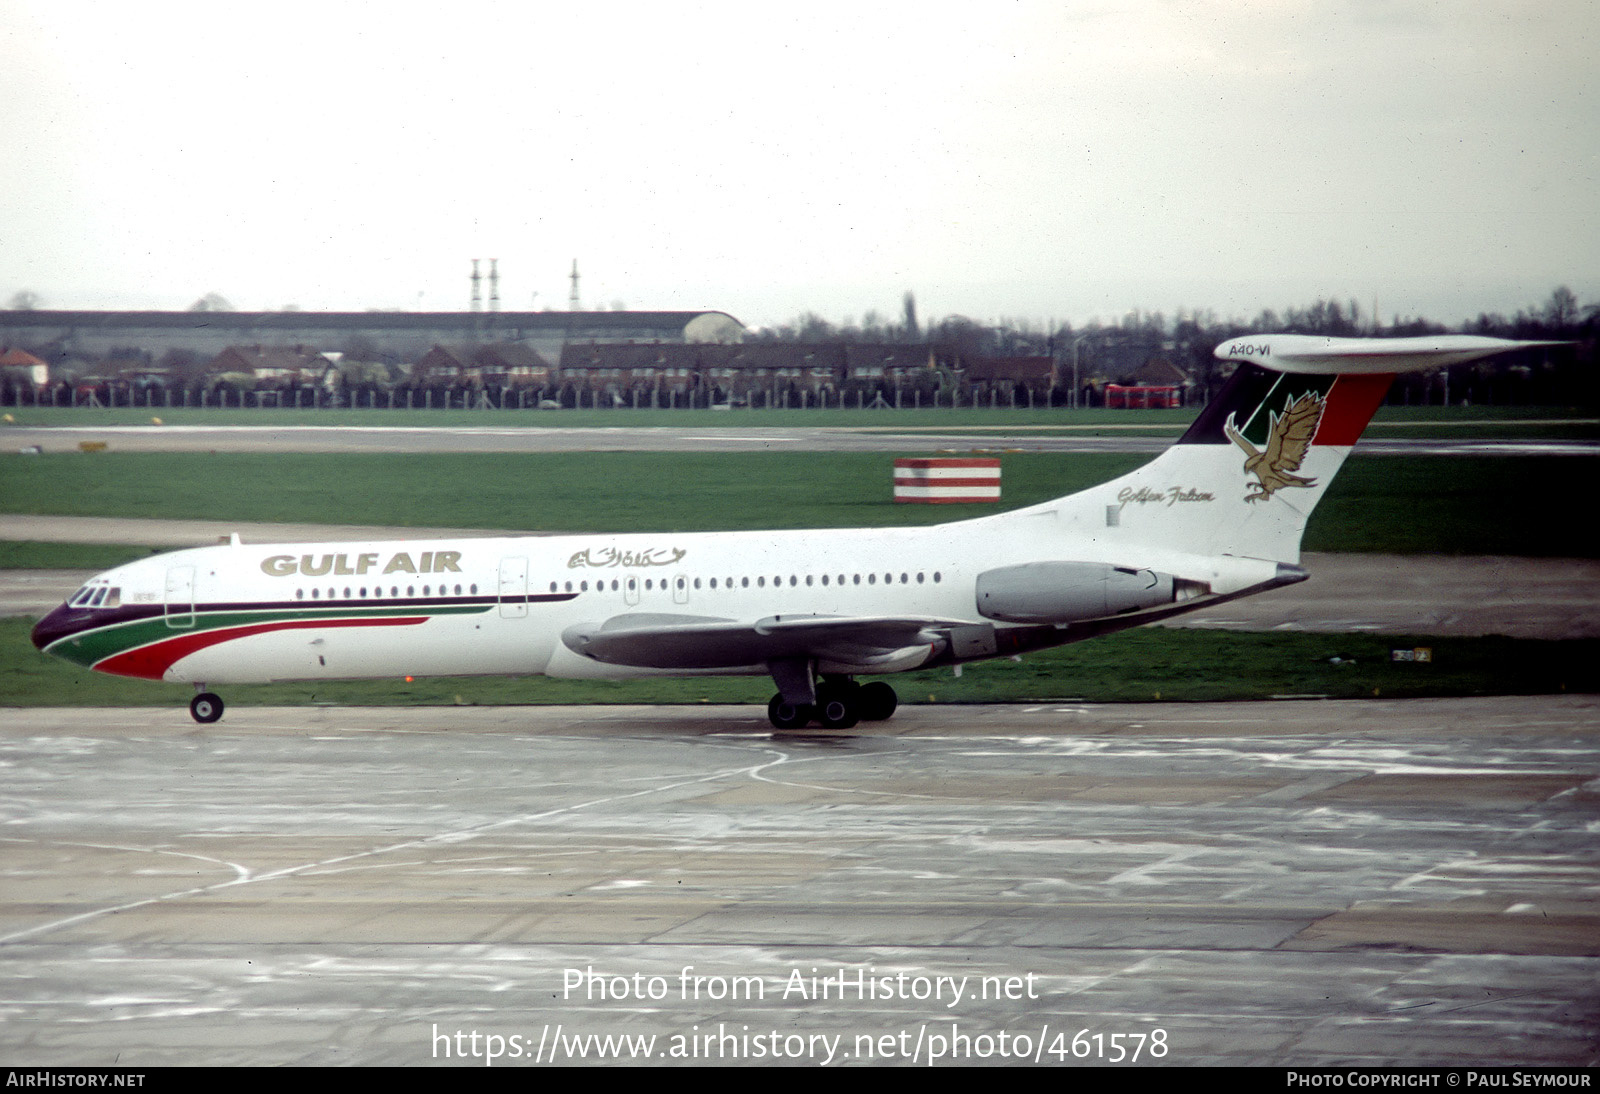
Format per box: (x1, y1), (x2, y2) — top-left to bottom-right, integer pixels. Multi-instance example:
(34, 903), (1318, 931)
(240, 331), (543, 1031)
(1043, 334), (1557, 565)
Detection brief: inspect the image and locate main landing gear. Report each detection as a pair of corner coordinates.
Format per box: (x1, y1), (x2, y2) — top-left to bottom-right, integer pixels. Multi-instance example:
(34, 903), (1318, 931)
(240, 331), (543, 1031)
(189, 688), (224, 724)
(766, 674), (897, 731)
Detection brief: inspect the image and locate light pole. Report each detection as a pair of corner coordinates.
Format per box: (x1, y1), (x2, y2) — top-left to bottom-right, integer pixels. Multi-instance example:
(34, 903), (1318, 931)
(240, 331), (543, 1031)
(1071, 335), (1091, 410)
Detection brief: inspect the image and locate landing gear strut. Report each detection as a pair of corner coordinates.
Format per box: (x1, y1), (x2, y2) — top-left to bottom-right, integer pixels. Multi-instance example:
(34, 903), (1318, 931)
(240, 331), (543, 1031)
(189, 690), (224, 724)
(765, 665), (897, 730)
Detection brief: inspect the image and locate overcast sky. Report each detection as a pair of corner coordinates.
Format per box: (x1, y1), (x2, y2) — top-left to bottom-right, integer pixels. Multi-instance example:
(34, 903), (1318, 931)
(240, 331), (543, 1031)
(2, 0), (1595, 331)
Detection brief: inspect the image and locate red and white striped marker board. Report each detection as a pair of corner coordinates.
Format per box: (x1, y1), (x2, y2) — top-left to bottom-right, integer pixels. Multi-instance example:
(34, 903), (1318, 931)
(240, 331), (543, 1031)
(892, 457), (1002, 503)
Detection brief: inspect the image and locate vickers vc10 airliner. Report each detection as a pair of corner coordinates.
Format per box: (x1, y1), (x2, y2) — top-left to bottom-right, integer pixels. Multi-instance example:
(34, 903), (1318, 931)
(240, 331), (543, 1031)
(32, 334), (1548, 728)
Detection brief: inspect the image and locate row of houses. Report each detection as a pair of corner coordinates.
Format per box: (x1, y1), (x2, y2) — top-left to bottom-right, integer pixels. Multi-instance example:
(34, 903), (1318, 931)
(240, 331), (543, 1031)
(4, 338), (1196, 408)
(3, 342), (1164, 401)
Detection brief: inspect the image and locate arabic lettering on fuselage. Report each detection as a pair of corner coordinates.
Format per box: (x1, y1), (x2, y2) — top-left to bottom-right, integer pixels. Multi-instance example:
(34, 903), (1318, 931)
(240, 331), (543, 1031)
(568, 546), (687, 570)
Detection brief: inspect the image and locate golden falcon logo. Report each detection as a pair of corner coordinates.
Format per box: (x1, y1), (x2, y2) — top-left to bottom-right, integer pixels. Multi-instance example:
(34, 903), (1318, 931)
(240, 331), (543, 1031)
(1223, 392), (1325, 503)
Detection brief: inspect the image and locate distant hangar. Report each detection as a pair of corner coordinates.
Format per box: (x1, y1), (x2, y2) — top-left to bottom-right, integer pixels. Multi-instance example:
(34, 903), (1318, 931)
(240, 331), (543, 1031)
(0, 308), (747, 364)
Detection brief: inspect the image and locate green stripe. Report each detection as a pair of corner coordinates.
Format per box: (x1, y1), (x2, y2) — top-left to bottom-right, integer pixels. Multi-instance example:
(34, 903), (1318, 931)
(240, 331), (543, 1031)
(1237, 373), (1335, 445)
(48, 603), (492, 669)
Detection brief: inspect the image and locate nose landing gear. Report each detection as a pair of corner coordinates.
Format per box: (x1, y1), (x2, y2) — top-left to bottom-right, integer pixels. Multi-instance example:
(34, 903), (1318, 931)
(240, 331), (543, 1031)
(189, 689), (224, 724)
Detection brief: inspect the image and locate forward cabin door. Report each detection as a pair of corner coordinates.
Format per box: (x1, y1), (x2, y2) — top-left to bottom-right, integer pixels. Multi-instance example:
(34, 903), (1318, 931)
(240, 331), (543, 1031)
(164, 566), (195, 629)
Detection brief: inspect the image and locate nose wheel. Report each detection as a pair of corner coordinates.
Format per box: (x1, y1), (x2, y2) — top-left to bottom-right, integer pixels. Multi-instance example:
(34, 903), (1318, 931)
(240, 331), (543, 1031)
(189, 691), (224, 724)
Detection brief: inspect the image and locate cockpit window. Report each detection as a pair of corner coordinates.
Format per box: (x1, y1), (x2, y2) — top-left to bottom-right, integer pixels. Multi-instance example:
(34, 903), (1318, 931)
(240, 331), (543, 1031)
(68, 584), (120, 609)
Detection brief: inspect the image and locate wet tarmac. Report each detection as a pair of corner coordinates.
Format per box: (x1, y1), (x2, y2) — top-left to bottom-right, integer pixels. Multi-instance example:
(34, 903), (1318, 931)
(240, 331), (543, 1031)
(2, 699), (1596, 1066)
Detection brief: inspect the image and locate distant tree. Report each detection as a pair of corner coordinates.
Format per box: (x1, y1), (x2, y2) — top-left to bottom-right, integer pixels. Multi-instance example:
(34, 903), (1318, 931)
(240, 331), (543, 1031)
(8, 290), (41, 310)
(1544, 286), (1579, 330)
(794, 312), (839, 342)
(928, 315), (990, 360)
(189, 293), (234, 312)
(900, 291), (920, 341)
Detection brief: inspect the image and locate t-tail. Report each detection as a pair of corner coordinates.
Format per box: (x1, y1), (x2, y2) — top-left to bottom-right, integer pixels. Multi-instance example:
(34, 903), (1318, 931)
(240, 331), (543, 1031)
(1012, 333), (1560, 566)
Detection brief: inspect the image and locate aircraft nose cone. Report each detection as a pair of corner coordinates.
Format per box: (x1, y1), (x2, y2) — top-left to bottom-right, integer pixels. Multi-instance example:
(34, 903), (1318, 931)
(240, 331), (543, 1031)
(31, 604), (81, 652)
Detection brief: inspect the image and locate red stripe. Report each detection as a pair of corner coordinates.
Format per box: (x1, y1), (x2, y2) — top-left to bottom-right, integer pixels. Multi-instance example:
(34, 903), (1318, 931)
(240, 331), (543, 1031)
(94, 617), (428, 681)
(895, 495), (1001, 503)
(1314, 372), (1394, 446)
(893, 458), (1001, 468)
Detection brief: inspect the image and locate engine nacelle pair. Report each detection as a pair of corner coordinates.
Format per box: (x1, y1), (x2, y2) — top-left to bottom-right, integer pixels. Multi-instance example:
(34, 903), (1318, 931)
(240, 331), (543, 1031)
(975, 561), (1176, 624)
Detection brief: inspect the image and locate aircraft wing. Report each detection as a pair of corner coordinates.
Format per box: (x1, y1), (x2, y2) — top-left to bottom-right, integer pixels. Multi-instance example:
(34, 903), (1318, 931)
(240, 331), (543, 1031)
(561, 612), (949, 670)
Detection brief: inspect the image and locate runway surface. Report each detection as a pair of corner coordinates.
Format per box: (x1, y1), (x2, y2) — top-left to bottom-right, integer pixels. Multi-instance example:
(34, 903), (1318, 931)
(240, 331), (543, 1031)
(2, 698), (1595, 1066)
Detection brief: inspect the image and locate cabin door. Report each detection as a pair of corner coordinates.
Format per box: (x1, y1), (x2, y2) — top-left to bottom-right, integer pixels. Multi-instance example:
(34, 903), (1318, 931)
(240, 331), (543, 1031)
(164, 566), (195, 629)
(498, 557), (528, 619)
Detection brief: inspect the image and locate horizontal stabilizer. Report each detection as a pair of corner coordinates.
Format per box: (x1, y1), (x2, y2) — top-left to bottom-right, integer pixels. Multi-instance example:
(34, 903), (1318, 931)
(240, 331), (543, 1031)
(1216, 334), (1564, 375)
